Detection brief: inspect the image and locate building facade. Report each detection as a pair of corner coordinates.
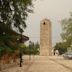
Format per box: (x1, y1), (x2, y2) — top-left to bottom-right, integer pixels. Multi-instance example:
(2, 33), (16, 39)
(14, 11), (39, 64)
(40, 19), (52, 56)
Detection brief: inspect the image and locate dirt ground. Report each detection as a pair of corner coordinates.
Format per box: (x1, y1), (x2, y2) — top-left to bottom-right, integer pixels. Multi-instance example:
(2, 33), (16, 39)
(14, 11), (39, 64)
(1, 55), (72, 72)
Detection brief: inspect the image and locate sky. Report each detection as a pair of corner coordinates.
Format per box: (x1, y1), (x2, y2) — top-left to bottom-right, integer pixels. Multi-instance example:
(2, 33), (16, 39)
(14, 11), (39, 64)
(24, 0), (72, 46)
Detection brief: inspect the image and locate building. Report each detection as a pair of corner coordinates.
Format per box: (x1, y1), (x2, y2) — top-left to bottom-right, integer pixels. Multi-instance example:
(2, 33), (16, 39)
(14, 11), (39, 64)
(0, 25), (29, 64)
(40, 19), (52, 56)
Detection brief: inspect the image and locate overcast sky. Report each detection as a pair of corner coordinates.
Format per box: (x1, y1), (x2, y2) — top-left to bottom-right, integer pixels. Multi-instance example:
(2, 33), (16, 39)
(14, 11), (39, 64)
(24, 0), (72, 46)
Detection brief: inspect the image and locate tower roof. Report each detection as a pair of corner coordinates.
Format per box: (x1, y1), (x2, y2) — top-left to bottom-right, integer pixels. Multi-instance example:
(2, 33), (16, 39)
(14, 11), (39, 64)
(41, 18), (51, 24)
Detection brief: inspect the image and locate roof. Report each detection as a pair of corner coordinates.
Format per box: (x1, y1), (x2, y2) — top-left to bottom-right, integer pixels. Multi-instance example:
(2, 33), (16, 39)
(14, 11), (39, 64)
(0, 25), (29, 42)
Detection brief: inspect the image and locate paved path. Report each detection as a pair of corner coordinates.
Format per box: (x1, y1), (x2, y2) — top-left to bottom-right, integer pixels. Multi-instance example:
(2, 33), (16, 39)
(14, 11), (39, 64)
(1, 56), (72, 72)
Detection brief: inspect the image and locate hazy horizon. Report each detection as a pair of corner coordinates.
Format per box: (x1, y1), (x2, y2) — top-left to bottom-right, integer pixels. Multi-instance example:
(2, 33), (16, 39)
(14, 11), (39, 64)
(23, 0), (72, 46)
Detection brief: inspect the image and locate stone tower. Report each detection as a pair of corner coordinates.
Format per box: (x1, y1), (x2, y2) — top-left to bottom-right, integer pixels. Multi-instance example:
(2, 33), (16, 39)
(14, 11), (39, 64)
(40, 19), (52, 56)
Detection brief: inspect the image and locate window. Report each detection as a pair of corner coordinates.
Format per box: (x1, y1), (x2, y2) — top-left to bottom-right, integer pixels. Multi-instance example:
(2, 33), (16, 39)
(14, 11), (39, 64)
(43, 22), (46, 25)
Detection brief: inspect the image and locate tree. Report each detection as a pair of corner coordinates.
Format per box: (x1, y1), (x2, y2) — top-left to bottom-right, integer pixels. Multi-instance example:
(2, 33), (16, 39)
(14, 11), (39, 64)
(20, 42), (40, 55)
(34, 42), (40, 54)
(0, 0), (33, 33)
(0, 0), (34, 55)
(54, 42), (67, 54)
(61, 12), (72, 47)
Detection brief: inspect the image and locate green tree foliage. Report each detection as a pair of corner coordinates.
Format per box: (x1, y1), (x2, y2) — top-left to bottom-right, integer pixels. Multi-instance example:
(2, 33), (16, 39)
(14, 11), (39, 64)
(0, 34), (19, 57)
(0, 0), (34, 57)
(19, 42), (40, 55)
(61, 12), (72, 46)
(0, 0), (33, 33)
(54, 42), (67, 54)
(34, 42), (40, 54)
(29, 42), (40, 55)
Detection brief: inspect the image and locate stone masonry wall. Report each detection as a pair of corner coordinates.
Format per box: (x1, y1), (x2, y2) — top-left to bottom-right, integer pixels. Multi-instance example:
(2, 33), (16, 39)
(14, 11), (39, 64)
(40, 19), (52, 56)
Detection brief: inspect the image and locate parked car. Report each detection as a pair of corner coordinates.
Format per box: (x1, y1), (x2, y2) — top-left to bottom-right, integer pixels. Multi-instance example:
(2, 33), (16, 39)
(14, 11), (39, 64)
(63, 52), (72, 59)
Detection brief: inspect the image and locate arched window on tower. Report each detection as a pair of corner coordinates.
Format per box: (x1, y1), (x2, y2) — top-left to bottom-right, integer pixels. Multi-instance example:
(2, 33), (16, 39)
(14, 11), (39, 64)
(43, 22), (46, 25)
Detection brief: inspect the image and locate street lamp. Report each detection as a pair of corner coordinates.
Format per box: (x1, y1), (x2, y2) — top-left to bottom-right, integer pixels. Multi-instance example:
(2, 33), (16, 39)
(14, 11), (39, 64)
(19, 35), (23, 67)
(17, 37), (22, 67)
(18, 34), (29, 67)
